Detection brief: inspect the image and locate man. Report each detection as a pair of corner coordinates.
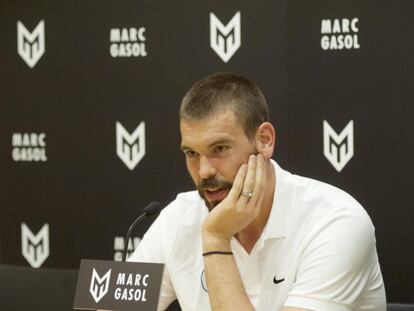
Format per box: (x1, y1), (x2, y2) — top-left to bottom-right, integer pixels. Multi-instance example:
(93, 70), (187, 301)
(129, 72), (386, 310)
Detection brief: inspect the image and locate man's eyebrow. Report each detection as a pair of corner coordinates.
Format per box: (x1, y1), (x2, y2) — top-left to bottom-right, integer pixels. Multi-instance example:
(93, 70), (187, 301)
(207, 138), (233, 148)
(180, 144), (192, 151)
(180, 138), (233, 151)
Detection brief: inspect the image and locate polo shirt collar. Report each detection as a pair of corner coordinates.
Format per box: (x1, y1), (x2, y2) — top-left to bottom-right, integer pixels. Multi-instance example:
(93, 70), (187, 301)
(261, 160), (293, 240)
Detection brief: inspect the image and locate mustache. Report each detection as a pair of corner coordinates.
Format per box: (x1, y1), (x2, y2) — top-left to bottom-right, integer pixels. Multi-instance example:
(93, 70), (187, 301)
(197, 177), (233, 191)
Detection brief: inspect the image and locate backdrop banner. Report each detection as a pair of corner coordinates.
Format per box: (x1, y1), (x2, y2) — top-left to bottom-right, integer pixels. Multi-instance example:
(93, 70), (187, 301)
(0, 0), (412, 306)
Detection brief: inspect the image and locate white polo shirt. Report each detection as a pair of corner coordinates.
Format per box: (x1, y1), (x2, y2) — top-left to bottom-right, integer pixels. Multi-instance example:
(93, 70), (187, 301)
(129, 161), (386, 310)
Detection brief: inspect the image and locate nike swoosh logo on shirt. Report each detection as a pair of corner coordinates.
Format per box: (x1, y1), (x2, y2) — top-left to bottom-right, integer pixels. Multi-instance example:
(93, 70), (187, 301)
(273, 276), (285, 284)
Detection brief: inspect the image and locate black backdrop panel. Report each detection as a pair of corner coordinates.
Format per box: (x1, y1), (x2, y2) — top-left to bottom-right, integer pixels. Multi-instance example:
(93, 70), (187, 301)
(0, 0), (413, 306)
(287, 0), (414, 303)
(0, 0), (286, 271)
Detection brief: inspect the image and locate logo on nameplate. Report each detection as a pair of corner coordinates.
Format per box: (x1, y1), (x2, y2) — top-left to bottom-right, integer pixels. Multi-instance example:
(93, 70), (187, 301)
(116, 122), (146, 170)
(90, 268), (111, 303)
(17, 20), (45, 68)
(210, 12), (241, 63)
(74, 259), (164, 311)
(321, 18), (360, 50)
(21, 223), (49, 268)
(323, 120), (354, 172)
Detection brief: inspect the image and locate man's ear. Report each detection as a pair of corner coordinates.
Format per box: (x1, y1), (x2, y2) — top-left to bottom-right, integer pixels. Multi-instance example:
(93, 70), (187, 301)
(256, 122), (276, 159)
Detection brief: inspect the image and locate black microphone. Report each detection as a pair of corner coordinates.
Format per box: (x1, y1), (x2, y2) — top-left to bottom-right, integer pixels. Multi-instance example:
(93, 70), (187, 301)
(122, 201), (162, 262)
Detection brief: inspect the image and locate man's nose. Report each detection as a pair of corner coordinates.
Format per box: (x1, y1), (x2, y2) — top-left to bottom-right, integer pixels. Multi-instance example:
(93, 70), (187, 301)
(198, 156), (217, 179)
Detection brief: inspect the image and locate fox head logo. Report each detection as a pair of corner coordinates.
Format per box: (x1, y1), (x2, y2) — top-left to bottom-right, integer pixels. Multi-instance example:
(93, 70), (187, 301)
(116, 122), (146, 170)
(17, 20), (45, 68)
(21, 223), (49, 268)
(210, 12), (241, 63)
(89, 268), (111, 303)
(323, 120), (354, 172)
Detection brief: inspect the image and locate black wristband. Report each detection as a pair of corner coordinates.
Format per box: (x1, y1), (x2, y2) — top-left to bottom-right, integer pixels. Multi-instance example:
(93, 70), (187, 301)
(202, 251), (233, 257)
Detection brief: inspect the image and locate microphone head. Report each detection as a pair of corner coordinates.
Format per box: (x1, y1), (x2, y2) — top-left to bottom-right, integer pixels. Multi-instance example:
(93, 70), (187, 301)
(143, 201), (162, 216)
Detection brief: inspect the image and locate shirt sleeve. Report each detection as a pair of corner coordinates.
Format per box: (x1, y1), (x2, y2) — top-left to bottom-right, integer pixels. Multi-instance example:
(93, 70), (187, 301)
(284, 206), (384, 311)
(128, 204), (178, 311)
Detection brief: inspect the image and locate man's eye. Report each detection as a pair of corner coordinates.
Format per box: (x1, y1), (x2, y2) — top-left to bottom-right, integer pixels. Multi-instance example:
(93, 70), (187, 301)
(185, 150), (198, 158)
(214, 145), (228, 153)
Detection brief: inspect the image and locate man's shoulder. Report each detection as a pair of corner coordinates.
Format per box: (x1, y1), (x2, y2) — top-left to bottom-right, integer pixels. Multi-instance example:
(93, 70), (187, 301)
(292, 173), (361, 207)
(160, 190), (207, 225)
(175, 190), (202, 205)
(275, 161), (360, 209)
(284, 169), (376, 250)
(164, 190), (203, 211)
(284, 169), (371, 225)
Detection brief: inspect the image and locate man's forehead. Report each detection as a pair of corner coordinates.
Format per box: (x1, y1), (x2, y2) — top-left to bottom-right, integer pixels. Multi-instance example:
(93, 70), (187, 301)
(181, 113), (242, 132)
(180, 108), (240, 129)
(180, 110), (245, 148)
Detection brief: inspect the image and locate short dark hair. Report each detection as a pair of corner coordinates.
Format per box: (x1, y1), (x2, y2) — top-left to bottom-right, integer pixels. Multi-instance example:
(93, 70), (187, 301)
(180, 72), (270, 139)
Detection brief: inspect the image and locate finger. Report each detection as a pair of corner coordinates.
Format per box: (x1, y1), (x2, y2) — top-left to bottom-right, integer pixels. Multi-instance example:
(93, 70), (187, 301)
(243, 155), (257, 193)
(227, 164), (248, 201)
(239, 155), (257, 204)
(252, 190), (265, 218)
(248, 154), (266, 209)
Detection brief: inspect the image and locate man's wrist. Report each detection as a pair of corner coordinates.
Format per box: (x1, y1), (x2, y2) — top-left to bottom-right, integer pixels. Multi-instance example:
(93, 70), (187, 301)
(202, 231), (232, 252)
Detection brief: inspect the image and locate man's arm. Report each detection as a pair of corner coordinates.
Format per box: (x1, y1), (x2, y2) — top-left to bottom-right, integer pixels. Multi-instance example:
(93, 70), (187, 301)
(202, 154), (265, 310)
(203, 232), (311, 311)
(203, 233), (254, 311)
(201, 154), (314, 311)
(282, 204), (384, 311)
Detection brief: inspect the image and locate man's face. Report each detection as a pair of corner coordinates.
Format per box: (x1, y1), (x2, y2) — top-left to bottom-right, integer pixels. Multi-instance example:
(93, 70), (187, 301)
(180, 108), (257, 210)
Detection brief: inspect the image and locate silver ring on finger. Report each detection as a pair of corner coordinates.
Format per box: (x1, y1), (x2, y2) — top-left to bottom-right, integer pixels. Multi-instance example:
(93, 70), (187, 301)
(241, 191), (254, 198)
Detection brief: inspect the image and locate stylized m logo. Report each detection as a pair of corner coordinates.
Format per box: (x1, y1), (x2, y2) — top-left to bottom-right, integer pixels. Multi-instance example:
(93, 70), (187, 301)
(17, 20), (45, 68)
(116, 121), (146, 170)
(21, 223), (49, 268)
(323, 120), (354, 172)
(89, 268), (111, 303)
(210, 12), (241, 63)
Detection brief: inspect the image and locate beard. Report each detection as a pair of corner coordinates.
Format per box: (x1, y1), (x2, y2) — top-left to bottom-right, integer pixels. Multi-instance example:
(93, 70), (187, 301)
(196, 146), (260, 211)
(197, 177), (233, 211)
